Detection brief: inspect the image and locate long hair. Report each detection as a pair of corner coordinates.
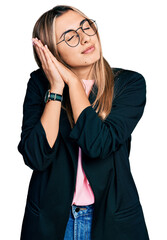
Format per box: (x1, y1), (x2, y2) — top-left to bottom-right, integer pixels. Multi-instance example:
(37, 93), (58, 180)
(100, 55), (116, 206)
(32, 5), (116, 128)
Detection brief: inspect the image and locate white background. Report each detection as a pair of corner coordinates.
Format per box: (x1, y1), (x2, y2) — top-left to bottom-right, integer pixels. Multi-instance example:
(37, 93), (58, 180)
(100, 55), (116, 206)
(0, 0), (166, 239)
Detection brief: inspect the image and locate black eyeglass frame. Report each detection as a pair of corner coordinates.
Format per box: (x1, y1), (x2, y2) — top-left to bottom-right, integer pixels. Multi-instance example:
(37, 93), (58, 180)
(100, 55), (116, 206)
(56, 18), (98, 47)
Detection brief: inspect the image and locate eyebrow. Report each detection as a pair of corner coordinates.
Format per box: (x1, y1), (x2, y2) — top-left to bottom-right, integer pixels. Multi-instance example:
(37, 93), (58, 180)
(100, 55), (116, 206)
(59, 18), (87, 40)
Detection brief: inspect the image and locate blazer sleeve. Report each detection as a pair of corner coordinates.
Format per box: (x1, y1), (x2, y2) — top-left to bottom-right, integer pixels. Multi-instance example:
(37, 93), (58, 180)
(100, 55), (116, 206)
(69, 71), (147, 159)
(17, 71), (61, 172)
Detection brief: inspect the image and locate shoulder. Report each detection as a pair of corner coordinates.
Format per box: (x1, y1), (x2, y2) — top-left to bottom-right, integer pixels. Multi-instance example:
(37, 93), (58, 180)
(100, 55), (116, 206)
(112, 67), (145, 81)
(30, 68), (48, 83)
(28, 68), (49, 96)
(112, 67), (146, 98)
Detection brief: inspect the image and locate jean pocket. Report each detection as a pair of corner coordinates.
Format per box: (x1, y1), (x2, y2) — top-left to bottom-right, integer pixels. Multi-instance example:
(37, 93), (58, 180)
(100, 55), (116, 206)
(26, 198), (40, 216)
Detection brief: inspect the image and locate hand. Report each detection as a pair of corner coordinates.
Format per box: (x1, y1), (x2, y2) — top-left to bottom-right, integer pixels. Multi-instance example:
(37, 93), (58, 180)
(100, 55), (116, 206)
(32, 38), (65, 90)
(32, 38), (79, 87)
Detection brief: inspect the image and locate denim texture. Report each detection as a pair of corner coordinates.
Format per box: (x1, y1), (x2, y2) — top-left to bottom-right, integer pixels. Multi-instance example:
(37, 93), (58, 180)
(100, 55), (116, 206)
(64, 204), (95, 240)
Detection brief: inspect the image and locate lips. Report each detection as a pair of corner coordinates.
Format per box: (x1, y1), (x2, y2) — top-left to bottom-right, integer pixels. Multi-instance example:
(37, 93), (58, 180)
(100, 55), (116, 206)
(82, 45), (95, 54)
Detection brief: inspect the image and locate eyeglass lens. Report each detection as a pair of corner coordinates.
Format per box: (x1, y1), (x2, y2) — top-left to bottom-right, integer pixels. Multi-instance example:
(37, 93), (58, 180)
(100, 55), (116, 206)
(64, 19), (97, 47)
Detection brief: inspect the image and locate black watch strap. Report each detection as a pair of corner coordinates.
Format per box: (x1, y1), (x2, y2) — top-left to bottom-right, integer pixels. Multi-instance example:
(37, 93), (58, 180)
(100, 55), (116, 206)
(44, 89), (63, 103)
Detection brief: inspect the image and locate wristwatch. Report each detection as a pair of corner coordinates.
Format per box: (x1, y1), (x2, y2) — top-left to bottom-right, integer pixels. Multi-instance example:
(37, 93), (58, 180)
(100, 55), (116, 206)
(44, 89), (63, 103)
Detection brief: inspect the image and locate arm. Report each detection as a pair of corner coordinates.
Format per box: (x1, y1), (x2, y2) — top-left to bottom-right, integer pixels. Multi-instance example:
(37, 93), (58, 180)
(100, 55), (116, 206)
(68, 78), (91, 124)
(68, 71), (147, 159)
(17, 71), (62, 171)
(40, 85), (64, 148)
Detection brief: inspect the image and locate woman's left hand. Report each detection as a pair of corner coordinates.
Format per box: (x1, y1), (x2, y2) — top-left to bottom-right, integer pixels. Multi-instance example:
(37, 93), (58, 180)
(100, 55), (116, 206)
(32, 38), (79, 86)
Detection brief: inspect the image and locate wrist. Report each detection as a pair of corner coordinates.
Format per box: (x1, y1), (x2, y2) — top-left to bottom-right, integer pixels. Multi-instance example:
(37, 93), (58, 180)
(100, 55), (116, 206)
(50, 86), (64, 95)
(68, 77), (80, 89)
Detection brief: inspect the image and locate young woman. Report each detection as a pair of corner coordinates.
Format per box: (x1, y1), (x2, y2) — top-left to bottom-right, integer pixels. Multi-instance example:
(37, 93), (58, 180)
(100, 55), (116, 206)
(17, 4), (150, 240)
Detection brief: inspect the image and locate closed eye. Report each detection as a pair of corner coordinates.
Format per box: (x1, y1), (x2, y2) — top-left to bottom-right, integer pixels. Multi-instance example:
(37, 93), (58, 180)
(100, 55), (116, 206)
(67, 36), (74, 41)
(83, 27), (90, 30)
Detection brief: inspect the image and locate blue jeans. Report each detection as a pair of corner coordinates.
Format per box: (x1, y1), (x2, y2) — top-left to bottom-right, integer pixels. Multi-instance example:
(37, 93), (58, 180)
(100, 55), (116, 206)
(64, 203), (95, 240)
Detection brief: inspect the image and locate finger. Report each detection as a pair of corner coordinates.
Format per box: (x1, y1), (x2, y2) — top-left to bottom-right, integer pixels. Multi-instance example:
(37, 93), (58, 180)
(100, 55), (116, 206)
(41, 46), (53, 68)
(34, 39), (60, 69)
(34, 43), (47, 68)
(38, 46), (48, 68)
(33, 38), (44, 50)
(35, 39), (58, 65)
(37, 39), (45, 49)
(34, 44), (43, 62)
(32, 38), (42, 56)
(33, 39), (49, 66)
(44, 45), (70, 77)
(44, 45), (59, 64)
(37, 39), (43, 45)
(41, 46), (65, 83)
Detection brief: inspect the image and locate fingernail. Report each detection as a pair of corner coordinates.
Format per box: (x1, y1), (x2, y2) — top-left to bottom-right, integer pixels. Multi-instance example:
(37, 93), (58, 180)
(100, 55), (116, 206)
(45, 45), (48, 48)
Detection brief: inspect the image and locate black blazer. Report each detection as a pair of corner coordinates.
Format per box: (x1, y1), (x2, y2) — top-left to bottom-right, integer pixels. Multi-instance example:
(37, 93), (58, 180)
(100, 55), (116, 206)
(17, 67), (150, 240)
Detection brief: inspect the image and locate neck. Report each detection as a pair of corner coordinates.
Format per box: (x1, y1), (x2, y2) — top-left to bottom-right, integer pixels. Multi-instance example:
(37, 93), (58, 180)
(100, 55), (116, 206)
(71, 64), (94, 80)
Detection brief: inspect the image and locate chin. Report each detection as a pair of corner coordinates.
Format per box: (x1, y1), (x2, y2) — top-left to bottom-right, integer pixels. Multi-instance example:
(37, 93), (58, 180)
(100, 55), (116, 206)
(83, 52), (100, 64)
(91, 54), (101, 64)
(68, 54), (100, 68)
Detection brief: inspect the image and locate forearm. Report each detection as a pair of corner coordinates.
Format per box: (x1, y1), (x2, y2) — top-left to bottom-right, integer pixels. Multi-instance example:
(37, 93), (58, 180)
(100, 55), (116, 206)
(68, 79), (91, 124)
(40, 86), (64, 148)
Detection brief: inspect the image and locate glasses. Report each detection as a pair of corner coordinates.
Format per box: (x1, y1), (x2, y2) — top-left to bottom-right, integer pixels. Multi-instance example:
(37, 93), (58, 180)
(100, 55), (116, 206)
(56, 18), (98, 47)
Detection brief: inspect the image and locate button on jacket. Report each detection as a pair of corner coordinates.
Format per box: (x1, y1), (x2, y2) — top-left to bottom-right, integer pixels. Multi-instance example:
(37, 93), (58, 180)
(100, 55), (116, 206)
(17, 67), (150, 240)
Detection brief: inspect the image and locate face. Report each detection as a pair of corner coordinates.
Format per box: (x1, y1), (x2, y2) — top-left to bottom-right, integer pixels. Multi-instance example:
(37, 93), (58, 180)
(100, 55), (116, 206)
(55, 10), (101, 71)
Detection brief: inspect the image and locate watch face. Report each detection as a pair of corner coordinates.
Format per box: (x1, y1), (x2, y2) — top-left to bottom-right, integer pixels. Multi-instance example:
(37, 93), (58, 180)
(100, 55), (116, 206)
(44, 89), (50, 103)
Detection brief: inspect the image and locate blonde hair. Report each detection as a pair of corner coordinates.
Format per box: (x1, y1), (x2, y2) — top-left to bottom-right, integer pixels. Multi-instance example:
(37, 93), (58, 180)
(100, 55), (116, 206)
(32, 5), (115, 128)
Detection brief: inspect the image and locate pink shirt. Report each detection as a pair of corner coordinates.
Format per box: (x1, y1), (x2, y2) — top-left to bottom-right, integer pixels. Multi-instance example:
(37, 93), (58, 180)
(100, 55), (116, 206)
(71, 79), (95, 206)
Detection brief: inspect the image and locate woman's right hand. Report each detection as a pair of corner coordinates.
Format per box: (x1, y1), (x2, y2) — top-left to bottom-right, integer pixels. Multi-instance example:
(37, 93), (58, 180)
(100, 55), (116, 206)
(32, 38), (65, 91)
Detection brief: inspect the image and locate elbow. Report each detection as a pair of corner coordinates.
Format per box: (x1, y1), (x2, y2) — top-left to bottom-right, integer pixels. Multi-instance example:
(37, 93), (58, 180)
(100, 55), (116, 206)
(17, 124), (61, 171)
(87, 149), (102, 159)
(17, 141), (50, 172)
(82, 141), (105, 159)
(86, 137), (121, 159)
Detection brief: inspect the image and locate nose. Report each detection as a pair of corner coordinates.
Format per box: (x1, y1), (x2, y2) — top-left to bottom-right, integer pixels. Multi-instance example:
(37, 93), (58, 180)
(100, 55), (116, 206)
(78, 29), (91, 45)
(80, 33), (91, 45)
